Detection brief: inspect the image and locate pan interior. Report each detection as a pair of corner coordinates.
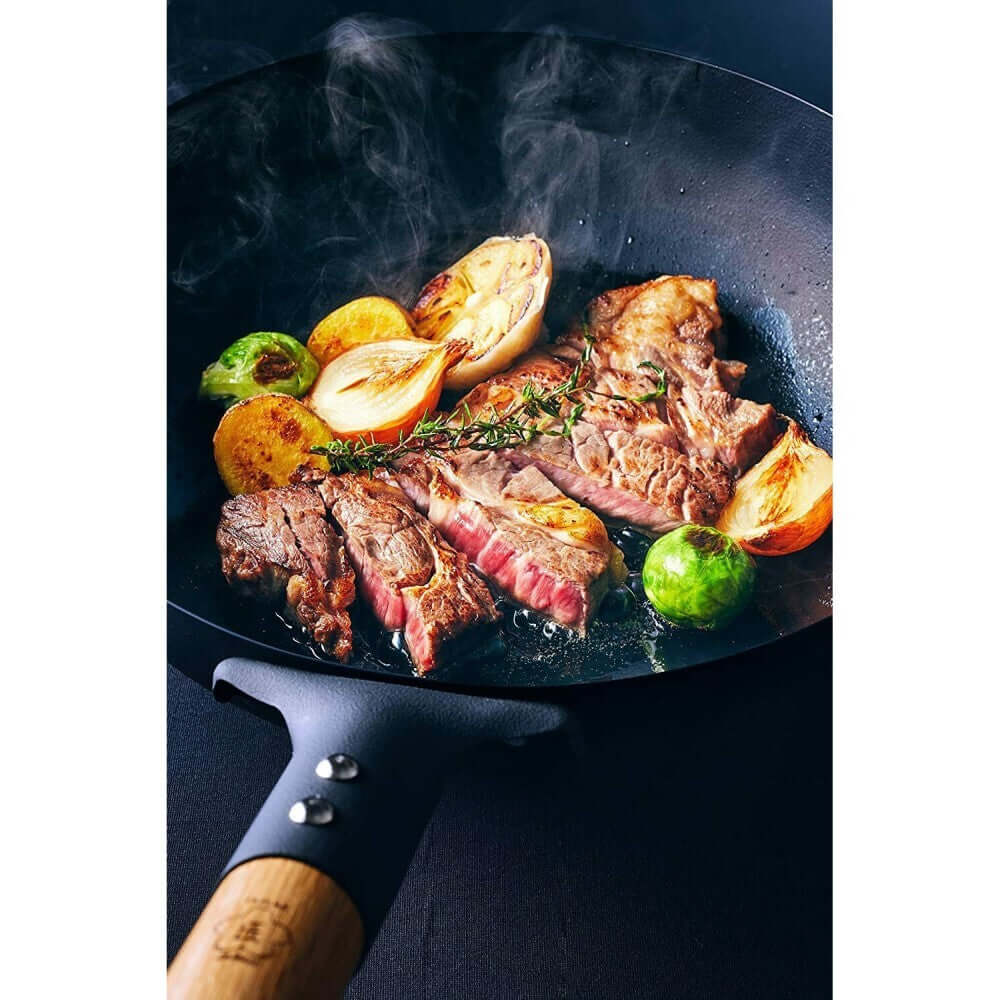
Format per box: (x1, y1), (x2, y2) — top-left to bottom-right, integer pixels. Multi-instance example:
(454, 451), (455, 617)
(168, 33), (831, 689)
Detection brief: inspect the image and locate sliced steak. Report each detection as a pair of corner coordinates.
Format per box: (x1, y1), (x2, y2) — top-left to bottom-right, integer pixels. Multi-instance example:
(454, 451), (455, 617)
(464, 350), (681, 447)
(393, 450), (624, 630)
(666, 384), (784, 474)
(503, 425), (731, 533)
(457, 363), (732, 533)
(552, 276), (782, 473)
(294, 468), (499, 675)
(554, 275), (738, 391)
(217, 485), (355, 660)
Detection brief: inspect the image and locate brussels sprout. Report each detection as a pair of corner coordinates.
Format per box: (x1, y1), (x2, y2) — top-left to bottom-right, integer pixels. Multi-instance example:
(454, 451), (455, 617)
(199, 332), (319, 406)
(642, 524), (756, 630)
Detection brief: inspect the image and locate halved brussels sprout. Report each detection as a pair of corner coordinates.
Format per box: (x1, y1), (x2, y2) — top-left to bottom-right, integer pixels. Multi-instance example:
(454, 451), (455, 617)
(199, 332), (319, 406)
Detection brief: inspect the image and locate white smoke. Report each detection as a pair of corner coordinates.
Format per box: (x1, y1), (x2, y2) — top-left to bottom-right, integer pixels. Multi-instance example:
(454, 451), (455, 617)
(169, 21), (697, 320)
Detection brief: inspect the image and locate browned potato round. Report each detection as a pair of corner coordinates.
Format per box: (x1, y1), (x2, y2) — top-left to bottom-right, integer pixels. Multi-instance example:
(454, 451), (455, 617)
(307, 296), (416, 368)
(213, 393), (333, 495)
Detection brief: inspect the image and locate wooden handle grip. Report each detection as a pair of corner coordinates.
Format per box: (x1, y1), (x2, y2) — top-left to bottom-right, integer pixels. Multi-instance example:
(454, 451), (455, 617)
(167, 858), (365, 1000)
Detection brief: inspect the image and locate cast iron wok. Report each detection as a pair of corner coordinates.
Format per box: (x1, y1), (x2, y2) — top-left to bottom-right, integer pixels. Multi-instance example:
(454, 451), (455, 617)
(167, 31), (831, 998)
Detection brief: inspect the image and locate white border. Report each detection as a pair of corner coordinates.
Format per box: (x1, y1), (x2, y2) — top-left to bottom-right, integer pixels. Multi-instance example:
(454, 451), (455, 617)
(834, 3), (998, 997)
(4, 3), (999, 995)
(3, 2), (165, 995)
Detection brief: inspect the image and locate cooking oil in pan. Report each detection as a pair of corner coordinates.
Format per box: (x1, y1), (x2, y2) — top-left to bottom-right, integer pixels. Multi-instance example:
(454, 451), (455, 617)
(269, 518), (772, 684)
(174, 463), (827, 687)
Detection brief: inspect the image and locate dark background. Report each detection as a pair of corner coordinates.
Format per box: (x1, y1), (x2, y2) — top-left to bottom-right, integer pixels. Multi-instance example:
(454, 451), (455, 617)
(167, 3), (832, 996)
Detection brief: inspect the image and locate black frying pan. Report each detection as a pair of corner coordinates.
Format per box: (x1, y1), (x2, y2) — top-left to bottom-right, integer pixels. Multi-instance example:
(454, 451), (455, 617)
(167, 31), (830, 997)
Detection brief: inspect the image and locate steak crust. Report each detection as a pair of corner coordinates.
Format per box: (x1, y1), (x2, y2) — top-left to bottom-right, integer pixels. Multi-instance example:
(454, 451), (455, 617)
(458, 359), (732, 532)
(552, 275), (782, 474)
(392, 450), (622, 630)
(217, 485), (355, 660)
(294, 468), (500, 675)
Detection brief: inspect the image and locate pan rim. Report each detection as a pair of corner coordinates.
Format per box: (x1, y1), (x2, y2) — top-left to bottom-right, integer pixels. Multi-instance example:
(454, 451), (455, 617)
(168, 597), (831, 694)
(167, 29), (832, 121)
(168, 31), (831, 693)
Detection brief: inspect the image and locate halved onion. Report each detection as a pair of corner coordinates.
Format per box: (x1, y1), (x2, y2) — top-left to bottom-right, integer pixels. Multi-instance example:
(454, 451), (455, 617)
(716, 420), (833, 556)
(305, 339), (466, 443)
(411, 234), (552, 391)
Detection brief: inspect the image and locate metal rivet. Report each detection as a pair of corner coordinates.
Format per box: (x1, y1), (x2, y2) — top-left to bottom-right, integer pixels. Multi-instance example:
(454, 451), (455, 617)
(288, 796), (336, 826)
(316, 753), (360, 782)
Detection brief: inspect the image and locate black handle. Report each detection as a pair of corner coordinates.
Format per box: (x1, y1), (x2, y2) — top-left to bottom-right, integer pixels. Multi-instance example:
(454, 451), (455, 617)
(211, 658), (568, 950)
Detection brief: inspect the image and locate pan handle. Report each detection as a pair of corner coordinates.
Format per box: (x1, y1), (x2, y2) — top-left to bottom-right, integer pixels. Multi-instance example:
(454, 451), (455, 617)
(167, 856), (363, 999)
(167, 658), (567, 998)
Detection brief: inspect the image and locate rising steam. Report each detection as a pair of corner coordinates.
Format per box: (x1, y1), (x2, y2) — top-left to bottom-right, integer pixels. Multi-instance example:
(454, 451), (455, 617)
(169, 20), (696, 329)
(497, 28), (696, 272)
(314, 17), (468, 305)
(498, 30), (604, 268)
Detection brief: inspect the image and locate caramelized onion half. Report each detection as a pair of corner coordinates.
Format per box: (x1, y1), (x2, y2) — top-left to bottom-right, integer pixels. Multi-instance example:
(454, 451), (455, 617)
(716, 420), (833, 556)
(306, 339), (465, 443)
(412, 234), (552, 391)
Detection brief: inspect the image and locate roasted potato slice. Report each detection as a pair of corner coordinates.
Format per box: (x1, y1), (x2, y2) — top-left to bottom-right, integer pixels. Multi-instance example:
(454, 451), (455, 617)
(213, 393), (333, 495)
(716, 420), (832, 555)
(411, 234), (552, 391)
(307, 296), (416, 368)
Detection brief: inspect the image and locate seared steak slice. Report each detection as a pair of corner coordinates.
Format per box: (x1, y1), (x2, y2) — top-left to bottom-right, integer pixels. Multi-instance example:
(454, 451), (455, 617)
(552, 276), (782, 473)
(554, 275), (739, 391)
(503, 425), (731, 533)
(217, 485), (355, 660)
(295, 469), (499, 675)
(466, 351), (681, 447)
(666, 384), (784, 474)
(393, 450), (624, 630)
(457, 366), (732, 533)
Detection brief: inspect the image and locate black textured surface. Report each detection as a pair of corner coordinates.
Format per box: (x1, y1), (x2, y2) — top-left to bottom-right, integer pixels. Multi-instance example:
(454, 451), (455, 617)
(169, 618), (831, 996)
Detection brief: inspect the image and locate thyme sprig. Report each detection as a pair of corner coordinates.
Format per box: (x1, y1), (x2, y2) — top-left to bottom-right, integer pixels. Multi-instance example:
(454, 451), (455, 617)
(310, 330), (669, 476)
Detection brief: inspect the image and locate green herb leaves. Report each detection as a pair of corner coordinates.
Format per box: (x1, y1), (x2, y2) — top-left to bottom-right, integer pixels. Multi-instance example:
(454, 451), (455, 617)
(310, 325), (669, 476)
